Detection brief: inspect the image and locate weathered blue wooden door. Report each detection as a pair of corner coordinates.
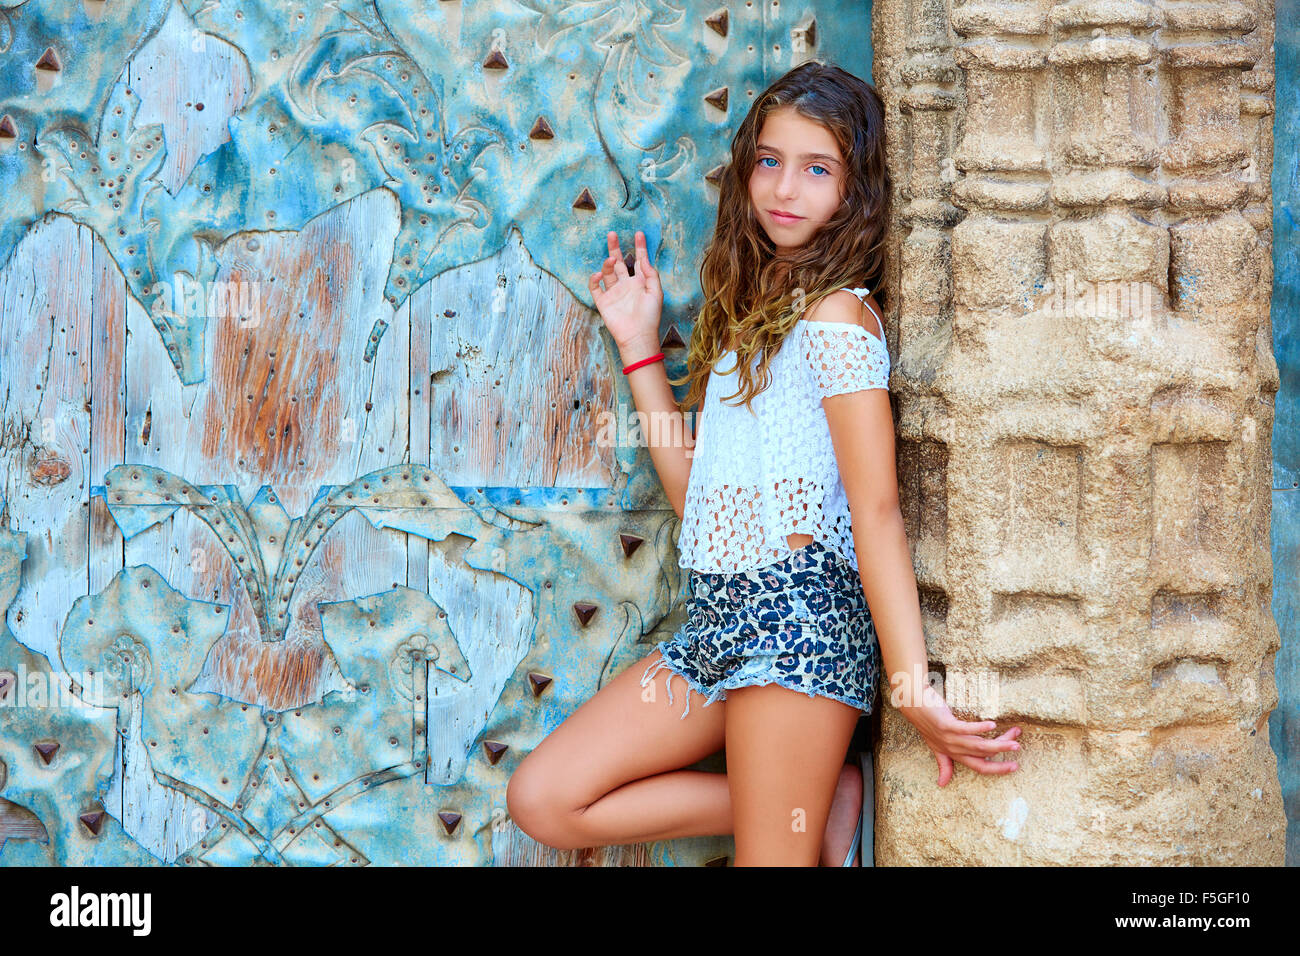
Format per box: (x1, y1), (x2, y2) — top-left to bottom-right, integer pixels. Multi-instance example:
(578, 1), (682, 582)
(0, 0), (873, 865)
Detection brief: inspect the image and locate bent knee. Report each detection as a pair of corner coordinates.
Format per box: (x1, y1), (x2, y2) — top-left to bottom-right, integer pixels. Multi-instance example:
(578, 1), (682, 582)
(505, 762), (589, 850)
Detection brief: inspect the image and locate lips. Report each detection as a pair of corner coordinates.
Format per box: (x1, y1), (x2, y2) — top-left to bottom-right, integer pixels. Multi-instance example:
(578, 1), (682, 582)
(769, 210), (803, 224)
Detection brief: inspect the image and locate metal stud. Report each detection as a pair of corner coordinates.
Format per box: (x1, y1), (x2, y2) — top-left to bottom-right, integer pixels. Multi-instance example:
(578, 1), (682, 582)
(792, 18), (817, 48)
(483, 49), (508, 70)
(482, 740), (509, 765)
(0, 115), (15, 139)
(619, 533), (645, 558)
(704, 9), (728, 37)
(660, 325), (686, 349)
(704, 87), (728, 112)
(35, 47), (61, 72)
(0, 670), (13, 702)
(528, 116), (554, 140)
(573, 602), (598, 627)
(34, 742), (60, 765)
(572, 187), (597, 210)
(705, 164), (726, 187)
(437, 811), (462, 835)
(80, 810), (106, 836)
(527, 672), (553, 697)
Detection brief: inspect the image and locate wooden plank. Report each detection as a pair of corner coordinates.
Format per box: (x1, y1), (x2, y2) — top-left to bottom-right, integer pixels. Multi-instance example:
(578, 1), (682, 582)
(423, 227), (615, 488)
(90, 213), (127, 596)
(0, 214), (93, 668)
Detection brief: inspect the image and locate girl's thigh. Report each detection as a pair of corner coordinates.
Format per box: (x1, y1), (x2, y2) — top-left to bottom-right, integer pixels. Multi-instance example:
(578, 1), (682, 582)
(723, 683), (861, 866)
(507, 648), (726, 816)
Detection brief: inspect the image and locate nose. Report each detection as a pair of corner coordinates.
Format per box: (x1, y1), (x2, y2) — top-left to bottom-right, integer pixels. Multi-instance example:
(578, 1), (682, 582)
(775, 168), (799, 199)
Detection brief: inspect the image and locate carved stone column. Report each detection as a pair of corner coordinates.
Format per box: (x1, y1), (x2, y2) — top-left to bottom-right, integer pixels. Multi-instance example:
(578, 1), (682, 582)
(870, 0), (1285, 863)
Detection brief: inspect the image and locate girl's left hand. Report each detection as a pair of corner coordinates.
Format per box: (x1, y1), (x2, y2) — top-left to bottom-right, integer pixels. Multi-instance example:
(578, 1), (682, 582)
(898, 684), (1022, 787)
(589, 230), (663, 352)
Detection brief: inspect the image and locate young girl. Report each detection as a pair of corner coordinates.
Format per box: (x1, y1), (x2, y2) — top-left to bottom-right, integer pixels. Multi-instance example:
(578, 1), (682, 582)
(507, 61), (1022, 866)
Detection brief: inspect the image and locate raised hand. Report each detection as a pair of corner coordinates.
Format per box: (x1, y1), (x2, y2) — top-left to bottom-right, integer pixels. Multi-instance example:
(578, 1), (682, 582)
(589, 230), (663, 352)
(901, 684), (1022, 787)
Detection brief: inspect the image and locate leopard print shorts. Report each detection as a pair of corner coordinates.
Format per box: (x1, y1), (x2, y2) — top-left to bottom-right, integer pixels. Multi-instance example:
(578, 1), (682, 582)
(639, 539), (882, 720)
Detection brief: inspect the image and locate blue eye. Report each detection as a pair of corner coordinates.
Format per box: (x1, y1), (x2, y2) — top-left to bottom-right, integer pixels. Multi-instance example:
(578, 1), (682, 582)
(811, 164), (829, 176)
(759, 156), (778, 168)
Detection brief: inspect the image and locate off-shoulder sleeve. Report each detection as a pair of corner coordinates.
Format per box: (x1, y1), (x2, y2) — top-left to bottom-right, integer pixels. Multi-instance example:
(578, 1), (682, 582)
(801, 322), (890, 399)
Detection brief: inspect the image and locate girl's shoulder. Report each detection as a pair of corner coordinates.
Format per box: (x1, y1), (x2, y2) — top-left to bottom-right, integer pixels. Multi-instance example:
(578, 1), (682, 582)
(798, 287), (883, 342)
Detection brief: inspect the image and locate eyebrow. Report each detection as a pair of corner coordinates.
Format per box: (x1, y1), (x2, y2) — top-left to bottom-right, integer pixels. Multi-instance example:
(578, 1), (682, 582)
(756, 144), (842, 166)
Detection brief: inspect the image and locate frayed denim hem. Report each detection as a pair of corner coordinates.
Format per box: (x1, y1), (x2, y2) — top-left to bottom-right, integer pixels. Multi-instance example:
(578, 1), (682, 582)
(639, 645), (726, 720)
(708, 675), (874, 716)
(640, 644), (876, 720)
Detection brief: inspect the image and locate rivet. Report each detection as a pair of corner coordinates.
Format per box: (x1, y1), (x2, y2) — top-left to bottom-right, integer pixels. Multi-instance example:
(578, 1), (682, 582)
(527, 672), (553, 697)
(483, 740), (509, 765)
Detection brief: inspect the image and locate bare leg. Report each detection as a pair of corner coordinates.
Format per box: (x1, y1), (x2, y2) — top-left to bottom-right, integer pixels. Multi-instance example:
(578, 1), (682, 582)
(507, 647), (866, 858)
(724, 682), (862, 866)
(821, 762), (864, 865)
(507, 649), (730, 850)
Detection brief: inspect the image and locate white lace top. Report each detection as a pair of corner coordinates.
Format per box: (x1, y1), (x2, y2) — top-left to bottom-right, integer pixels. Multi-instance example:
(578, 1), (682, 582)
(677, 287), (891, 574)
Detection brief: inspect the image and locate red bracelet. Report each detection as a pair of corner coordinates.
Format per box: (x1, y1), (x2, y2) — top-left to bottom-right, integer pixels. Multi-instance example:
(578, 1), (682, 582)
(622, 352), (664, 375)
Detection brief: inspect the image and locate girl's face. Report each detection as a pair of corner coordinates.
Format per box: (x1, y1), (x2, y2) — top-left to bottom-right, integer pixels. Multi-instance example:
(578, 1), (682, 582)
(747, 106), (847, 256)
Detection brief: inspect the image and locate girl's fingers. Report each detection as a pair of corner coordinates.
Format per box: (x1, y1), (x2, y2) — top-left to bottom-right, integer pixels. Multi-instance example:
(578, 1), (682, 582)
(954, 752), (1020, 775)
(943, 730), (1020, 758)
(948, 716), (999, 733)
(637, 232), (659, 278)
(607, 231), (626, 270)
(612, 244), (631, 280)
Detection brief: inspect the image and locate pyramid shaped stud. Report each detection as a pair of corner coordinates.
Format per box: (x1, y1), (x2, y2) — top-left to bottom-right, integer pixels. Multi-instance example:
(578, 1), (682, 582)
(527, 672), (553, 697)
(792, 19), (817, 49)
(704, 9), (729, 37)
(573, 602), (598, 627)
(483, 49), (508, 70)
(80, 810), (106, 836)
(619, 533), (644, 558)
(35, 47), (62, 72)
(483, 740), (509, 765)
(660, 325), (686, 349)
(528, 116), (554, 140)
(438, 811), (462, 834)
(704, 164), (726, 187)
(572, 187), (597, 210)
(704, 87), (728, 112)
(34, 742), (60, 765)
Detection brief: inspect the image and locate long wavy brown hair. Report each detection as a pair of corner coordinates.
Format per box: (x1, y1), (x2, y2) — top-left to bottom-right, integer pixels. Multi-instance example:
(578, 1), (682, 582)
(670, 60), (891, 415)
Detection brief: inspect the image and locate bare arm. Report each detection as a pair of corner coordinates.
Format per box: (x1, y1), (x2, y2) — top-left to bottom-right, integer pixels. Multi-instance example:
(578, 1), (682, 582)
(590, 230), (699, 520)
(813, 291), (1022, 786)
(618, 333), (698, 520)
